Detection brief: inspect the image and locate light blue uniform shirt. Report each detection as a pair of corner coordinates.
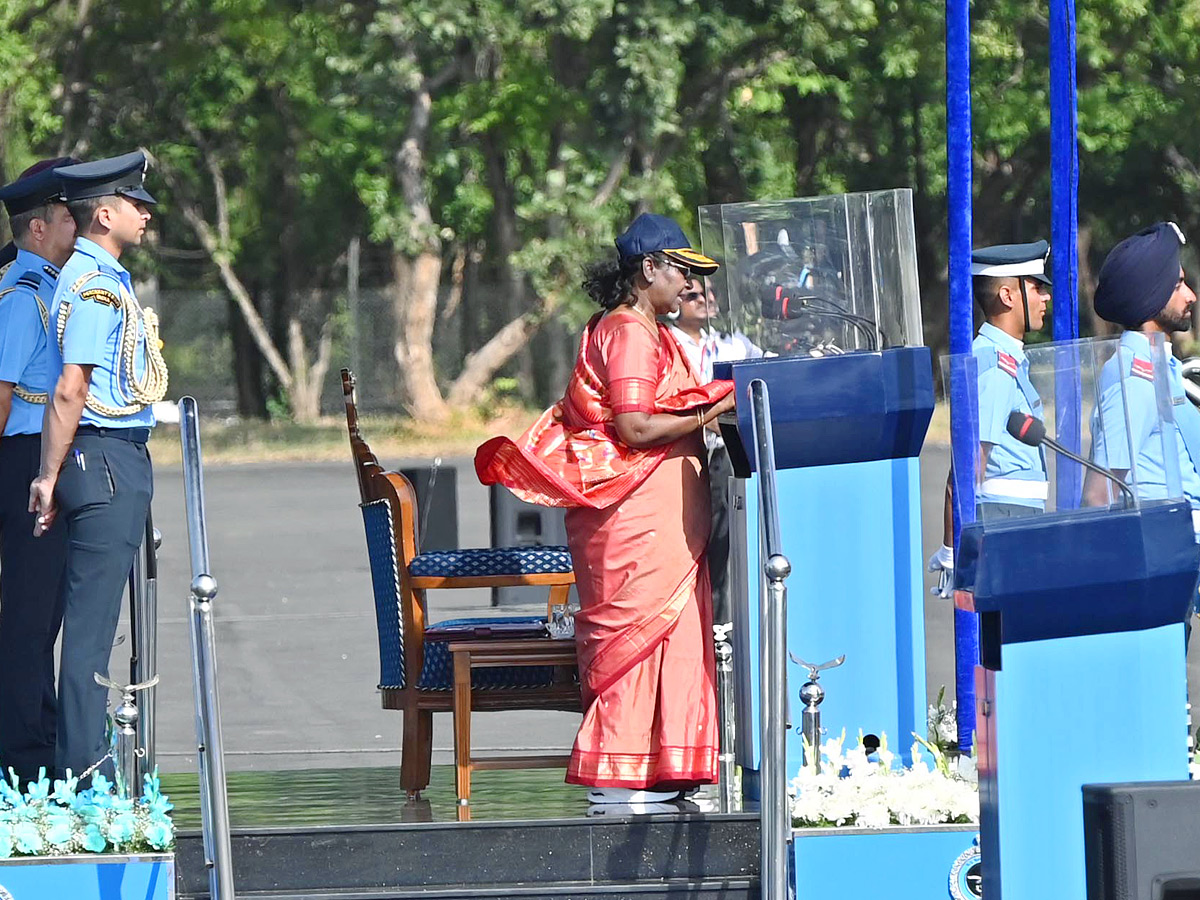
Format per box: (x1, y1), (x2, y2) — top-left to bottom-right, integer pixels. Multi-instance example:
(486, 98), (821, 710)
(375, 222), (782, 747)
(0, 248), (61, 435)
(973, 323), (1047, 508)
(47, 237), (155, 429)
(1092, 331), (1200, 511)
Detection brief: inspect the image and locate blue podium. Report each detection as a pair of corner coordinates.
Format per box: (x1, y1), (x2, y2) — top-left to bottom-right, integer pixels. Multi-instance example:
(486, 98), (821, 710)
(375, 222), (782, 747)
(699, 190), (935, 793)
(720, 350), (933, 785)
(950, 334), (1199, 900)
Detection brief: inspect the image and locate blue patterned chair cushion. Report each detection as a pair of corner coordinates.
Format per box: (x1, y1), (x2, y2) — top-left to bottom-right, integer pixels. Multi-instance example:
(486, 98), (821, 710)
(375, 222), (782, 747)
(361, 499), (406, 689)
(409, 546), (573, 579)
(416, 617), (569, 691)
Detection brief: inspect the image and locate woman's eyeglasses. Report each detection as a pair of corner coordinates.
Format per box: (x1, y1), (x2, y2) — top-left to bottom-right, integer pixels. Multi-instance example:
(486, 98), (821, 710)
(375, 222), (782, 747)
(682, 292), (706, 303)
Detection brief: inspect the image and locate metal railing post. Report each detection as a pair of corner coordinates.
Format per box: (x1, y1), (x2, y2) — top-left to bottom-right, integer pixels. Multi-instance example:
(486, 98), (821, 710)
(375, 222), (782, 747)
(714, 623), (739, 812)
(129, 517), (161, 788)
(180, 397), (236, 900)
(749, 379), (793, 900)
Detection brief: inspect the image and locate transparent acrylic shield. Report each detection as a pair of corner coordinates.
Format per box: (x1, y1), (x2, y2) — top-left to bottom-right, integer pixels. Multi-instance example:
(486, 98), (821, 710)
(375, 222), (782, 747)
(697, 190), (922, 356)
(941, 333), (1186, 520)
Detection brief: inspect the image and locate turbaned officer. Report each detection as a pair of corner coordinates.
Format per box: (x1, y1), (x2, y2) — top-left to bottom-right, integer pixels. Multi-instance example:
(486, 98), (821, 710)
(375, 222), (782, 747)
(0, 158), (77, 786)
(28, 150), (168, 781)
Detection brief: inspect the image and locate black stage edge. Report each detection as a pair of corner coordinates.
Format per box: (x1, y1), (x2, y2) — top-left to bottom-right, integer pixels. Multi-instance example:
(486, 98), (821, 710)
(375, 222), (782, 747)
(175, 813), (760, 899)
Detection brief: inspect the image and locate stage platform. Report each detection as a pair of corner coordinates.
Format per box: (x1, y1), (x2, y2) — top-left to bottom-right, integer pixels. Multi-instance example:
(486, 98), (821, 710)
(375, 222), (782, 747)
(165, 766), (761, 899)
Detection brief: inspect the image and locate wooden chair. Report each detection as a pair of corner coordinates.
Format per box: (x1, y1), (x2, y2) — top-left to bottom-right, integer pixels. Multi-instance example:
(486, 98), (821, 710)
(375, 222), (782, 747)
(341, 369), (581, 802)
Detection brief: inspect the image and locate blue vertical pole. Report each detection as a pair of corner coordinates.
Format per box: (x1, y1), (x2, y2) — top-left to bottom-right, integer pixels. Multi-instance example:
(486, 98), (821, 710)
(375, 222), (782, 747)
(946, 0), (977, 751)
(1051, 0), (1082, 506)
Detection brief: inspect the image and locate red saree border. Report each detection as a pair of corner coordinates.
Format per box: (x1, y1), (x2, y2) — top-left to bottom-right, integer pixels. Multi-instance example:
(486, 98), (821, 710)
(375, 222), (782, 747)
(566, 744), (718, 789)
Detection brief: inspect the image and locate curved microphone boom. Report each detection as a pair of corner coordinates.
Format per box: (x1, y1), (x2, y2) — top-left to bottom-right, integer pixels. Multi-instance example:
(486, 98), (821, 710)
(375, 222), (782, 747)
(760, 294), (879, 350)
(1005, 411), (1135, 506)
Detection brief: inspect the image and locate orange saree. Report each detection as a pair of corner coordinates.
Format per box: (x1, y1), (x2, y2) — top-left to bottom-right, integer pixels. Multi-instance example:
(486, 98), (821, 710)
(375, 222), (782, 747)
(476, 309), (732, 789)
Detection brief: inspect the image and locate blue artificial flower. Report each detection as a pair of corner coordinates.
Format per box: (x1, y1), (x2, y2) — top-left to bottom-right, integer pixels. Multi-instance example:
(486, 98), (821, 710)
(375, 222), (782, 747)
(90, 774), (113, 797)
(144, 819), (173, 850)
(106, 811), (137, 844)
(23, 771), (50, 803)
(51, 774), (79, 806)
(12, 821), (42, 855)
(81, 823), (106, 853)
(45, 815), (73, 848)
(0, 823), (13, 858)
(0, 774), (24, 809)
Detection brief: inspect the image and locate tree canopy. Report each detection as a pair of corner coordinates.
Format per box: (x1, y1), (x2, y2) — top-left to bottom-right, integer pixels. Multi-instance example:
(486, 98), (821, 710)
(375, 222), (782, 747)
(3, 0), (1196, 418)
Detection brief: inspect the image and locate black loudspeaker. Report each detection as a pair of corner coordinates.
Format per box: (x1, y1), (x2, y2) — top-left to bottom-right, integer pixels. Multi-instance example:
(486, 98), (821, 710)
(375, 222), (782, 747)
(489, 485), (574, 607)
(400, 466), (458, 551)
(1083, 781), (1200, 900)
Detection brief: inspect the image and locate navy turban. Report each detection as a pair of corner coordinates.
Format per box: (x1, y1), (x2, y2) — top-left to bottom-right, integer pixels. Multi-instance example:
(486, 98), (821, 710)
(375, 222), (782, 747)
(1093, 222), (1186, 329)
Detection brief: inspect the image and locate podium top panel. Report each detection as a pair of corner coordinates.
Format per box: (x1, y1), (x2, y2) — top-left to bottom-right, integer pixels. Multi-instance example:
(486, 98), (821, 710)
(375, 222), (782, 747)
(943, 332), (1196, 520)
(698, 190), (923, 358)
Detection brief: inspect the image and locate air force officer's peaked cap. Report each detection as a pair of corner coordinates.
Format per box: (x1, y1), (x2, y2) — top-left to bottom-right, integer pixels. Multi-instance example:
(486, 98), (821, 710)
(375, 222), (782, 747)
(1093, 222), (1186, 329)
(0, 157), (78, 216)
(971, 240), (1051, 285)
(55, 150), (157, 205)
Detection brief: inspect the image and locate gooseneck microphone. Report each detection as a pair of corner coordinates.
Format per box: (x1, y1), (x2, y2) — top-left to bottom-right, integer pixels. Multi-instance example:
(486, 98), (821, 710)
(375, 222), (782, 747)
(1005, 411), (1136, 505)
(759, 292), (879, 350)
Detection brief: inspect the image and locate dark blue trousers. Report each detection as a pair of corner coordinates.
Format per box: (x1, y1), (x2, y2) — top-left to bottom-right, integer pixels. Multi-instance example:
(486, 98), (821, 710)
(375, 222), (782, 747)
(55, 431), (152, 782)
(0, 434), (68, 787)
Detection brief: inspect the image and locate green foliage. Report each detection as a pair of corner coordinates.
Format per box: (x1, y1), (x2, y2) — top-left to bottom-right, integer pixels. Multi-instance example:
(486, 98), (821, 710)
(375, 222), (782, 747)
(4, 0), (1200, 407)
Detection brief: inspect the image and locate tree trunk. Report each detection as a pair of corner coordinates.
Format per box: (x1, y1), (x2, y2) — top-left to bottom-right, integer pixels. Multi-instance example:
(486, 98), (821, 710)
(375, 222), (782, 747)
(230, 293), (268, 418)
(392, 250), (449, 421)
(286, 314), (335, 423)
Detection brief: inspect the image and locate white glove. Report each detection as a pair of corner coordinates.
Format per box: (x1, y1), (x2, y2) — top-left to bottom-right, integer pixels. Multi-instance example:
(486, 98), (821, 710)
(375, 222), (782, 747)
(927, 544), (954, 598)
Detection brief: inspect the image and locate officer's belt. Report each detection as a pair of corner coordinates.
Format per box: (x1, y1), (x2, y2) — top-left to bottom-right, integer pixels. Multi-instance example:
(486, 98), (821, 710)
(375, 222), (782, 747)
(980, 477), (1048, 501)
(75, 425), (151, 444)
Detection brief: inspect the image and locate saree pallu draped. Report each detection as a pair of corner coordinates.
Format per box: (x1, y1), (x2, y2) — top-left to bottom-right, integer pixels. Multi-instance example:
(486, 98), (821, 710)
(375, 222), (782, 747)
(475, 309), (730, 789)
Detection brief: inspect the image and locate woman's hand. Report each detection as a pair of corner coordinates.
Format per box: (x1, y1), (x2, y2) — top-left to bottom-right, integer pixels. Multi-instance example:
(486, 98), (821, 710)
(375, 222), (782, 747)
(707, 393), (736, 418)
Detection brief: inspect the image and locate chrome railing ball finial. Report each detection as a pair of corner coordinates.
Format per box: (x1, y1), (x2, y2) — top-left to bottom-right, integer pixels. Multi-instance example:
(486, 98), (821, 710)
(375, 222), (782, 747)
(765, 553), (791, 582)
(191, 574), (218, 601)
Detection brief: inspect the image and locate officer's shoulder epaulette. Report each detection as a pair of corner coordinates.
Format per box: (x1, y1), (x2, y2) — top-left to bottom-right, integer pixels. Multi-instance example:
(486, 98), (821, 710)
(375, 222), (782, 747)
(15, 270), (43, 291)
(973, 344), (1021, 379)
(1130, 356), (1154, 383)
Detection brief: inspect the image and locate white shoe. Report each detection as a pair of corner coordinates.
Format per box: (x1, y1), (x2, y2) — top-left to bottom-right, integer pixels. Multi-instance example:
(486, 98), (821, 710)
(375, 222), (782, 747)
(587, 787), (681, 804)
(587, 801), (678, 816)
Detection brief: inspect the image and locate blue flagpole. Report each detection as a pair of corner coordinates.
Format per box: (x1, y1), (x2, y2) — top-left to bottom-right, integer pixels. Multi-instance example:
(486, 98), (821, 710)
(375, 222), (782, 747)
(1050, 0), (1082, 505)
(946, 0), (978, 751)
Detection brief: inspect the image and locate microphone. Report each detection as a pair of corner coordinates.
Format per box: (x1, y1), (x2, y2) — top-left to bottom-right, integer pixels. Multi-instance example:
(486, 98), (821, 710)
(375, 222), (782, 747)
(759, 290), (879, 350)
(1005, 411), (1135, 505)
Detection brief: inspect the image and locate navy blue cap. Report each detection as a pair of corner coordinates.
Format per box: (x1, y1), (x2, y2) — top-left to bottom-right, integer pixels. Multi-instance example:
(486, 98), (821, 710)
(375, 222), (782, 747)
(615, 213), (718, 275)
(971, 240), (1051, 285)
(56, 150), (157, 205)
(1093, 222), (1186, 329)
(0, 157), (76, 216)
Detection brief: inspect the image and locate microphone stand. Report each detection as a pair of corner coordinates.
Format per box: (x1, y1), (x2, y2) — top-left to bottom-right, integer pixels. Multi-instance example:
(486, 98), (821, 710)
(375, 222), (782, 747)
(1041, 435), (1136, 507)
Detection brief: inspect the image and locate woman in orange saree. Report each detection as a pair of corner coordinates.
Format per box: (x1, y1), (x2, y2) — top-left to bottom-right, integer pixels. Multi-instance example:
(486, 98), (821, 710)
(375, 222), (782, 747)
(476, 213), (735, 803)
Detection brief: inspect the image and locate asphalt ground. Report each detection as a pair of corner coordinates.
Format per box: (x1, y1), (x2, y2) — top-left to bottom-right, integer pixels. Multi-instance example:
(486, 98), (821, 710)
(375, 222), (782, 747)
(116, 444), (1200, 775)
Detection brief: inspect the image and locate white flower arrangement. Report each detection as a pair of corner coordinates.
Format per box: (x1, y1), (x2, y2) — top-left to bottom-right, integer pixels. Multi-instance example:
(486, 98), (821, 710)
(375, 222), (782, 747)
(790, 732), (979, 829)
(927, 685), (959, 752)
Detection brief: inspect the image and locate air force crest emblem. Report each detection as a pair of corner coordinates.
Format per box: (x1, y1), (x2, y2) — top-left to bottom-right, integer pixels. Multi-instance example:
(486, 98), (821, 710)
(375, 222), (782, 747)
(948, 837), (982, 899)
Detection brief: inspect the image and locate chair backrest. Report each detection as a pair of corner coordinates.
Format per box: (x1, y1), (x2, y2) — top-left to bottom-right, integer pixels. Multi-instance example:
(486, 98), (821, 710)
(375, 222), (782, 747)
(341, 368), (384, 503)
(343, 368), (428, 690)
